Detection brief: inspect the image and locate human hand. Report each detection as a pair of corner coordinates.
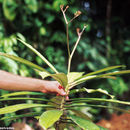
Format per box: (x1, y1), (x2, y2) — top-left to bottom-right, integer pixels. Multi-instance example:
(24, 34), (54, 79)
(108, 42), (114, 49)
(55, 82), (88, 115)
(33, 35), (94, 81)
(40, 81), (66, 96)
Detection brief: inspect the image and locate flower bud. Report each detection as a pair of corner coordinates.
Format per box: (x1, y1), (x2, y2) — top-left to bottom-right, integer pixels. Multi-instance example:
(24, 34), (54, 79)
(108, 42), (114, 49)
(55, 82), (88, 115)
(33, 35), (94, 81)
(74, 11), (82, 17)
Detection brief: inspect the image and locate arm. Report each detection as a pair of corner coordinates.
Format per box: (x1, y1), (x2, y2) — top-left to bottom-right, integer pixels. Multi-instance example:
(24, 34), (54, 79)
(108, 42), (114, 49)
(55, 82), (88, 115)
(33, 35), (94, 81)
(0, 70), (66, 96)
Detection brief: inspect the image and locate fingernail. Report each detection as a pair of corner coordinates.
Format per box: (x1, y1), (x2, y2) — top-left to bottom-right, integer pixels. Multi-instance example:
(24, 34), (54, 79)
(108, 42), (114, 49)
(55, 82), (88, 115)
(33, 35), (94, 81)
(61, 92), (66, 95)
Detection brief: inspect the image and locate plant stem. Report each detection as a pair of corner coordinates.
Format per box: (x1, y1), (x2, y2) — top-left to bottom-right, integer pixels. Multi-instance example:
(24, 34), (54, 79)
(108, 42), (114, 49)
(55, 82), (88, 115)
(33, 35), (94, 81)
(67, 36), (80, 73)
(60, 97), (65, 110)
(66, 24), (70, 57)
(67, 26), (86, 73)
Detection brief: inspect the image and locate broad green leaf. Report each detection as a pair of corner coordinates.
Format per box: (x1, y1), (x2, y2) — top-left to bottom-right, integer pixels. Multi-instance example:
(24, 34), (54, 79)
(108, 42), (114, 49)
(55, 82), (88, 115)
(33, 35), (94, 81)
(39, 109), (63, 129)
(1, 91), (44, 98)
(40, 72), (68, 87)
(69, 98), (130, 105)
(0, 112), (41, 121)
(83, 65), (125, 77)
(70, 88), (115, 99)
(0, 104), (51, 114)
(51, 73), (68, 87)
(84, 88), (114, 99)
(17, 38), (58, 73)
(69, 115), (100, 130)
(0, 52), (48, 72)
(69, 109), (92, 121)
(70, 75), (97, 87)
(0, 97), (49, 102)
(67, 72), (84, 83)
(71, 70), (130, 87)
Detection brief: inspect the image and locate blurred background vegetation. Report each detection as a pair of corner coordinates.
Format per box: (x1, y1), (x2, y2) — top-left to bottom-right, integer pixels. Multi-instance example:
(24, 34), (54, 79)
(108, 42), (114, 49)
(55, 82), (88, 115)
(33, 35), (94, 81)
(0, 0), (130, 126)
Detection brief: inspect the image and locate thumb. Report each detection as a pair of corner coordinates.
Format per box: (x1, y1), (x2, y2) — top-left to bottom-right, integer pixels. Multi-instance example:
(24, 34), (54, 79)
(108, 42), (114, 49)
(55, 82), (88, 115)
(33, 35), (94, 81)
(57, 89), (66, 96)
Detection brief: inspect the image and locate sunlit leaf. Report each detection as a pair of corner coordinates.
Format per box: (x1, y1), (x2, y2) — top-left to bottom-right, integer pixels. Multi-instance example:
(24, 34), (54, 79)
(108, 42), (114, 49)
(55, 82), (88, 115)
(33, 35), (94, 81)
(98, 70), (130, 77)
(84, 88), (114, 99)
(40, 72), (68, 87)
(0, 91), (44, 98)
(0, 97), (49, 102)
(83, 65), (125, 77)
(17, 38), (58, 73)
(70, 88), (114, 99)
(51, 73), (68, 87)
(69, 115), (100, 130)
(0, 104), (51, 114)
(69, 98), (130, 105)
(67, 72), (84, 83)
(72, 70), (130, 87)
(39, 71), (50, 79)
(39, 109), (63, 129)
(0, 52), (47, 72)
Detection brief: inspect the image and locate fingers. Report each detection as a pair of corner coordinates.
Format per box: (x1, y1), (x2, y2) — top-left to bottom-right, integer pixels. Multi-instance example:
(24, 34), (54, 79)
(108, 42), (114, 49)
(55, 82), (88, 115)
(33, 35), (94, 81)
(56, 84), (66, 96)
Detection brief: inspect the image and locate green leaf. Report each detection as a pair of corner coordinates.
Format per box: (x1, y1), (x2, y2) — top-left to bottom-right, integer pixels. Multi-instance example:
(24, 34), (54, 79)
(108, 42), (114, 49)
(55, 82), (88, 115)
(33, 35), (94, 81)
(69, 109), (92, 121)
(3, 0), (17, 21)
(70, 75), (97, 87)
(69, 115), (100, 130)
(98, 70), (130, 77)
(67, 72), (84, 83)
(1, 91), (44, 98)
(39, 72), (68, 87)
(39, 110), (63, 129)
(39, 71), (50, 79)
(0, 104), (51, 114)
(68, 104), (130, 113)
(17, 38), (58, 73)
(83, 65), (125, 77)
(51, 73), (68, 87)
(84, 88), (114, 99)
(70, 88), (115, 99)
(0, 52), (48, 72)
(0, 112), (41, 121)
(70, 98), (130, 105)
(72, 70), (130, 87)
(47, 96), (63, 110)
(24, 0), (38, 13)
(0, 97), (49, 102)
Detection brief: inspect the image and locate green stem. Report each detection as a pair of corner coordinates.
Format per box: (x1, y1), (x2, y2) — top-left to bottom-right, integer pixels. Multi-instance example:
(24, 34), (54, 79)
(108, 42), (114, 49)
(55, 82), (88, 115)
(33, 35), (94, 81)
(67, 26), (86, 74)
(67, 36), (81, 73)
(66, 24), (70, 57)
(18, 38), (58, 73)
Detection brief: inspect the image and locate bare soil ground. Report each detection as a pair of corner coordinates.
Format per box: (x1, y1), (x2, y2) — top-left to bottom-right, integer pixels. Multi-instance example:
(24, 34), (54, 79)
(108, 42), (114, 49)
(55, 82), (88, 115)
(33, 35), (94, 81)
(96, 112), (130, 130)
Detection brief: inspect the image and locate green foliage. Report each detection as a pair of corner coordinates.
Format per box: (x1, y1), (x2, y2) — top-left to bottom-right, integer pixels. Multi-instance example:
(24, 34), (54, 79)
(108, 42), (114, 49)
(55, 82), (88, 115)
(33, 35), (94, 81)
(0, 104), (50, 114)
(0, 1), (130, 129)
(39, 110), (63, 129)
(69, 115), (100, 130)
(3, 0), (17, 21)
